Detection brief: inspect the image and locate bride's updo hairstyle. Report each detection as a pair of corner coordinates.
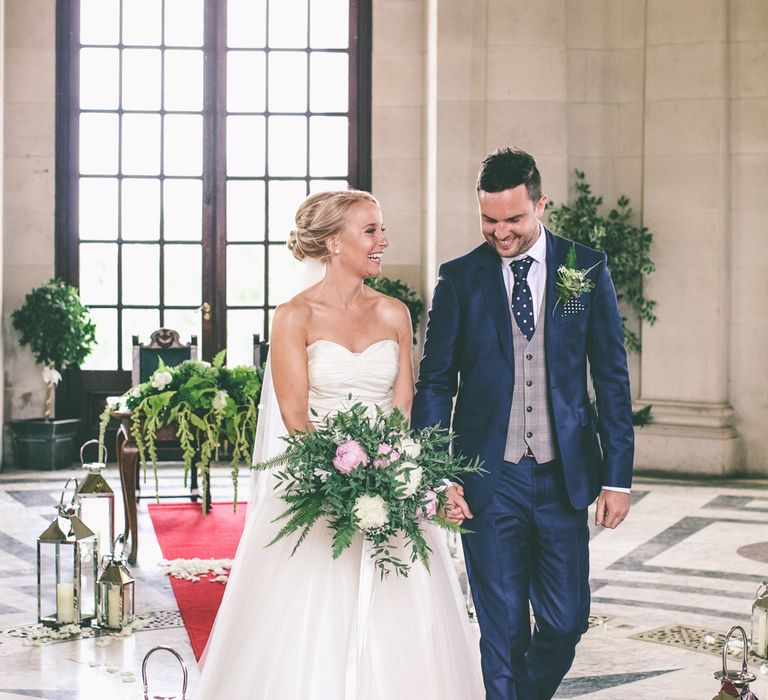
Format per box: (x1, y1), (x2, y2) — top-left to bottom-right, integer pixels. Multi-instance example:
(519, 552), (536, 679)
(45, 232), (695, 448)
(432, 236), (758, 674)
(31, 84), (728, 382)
(287, 189), (379, 261)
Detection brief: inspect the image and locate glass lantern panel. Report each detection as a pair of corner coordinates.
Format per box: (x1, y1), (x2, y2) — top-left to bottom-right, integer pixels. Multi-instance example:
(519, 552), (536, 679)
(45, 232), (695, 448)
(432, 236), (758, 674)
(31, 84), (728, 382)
(78, 537), (98, 621)
(78, 496), (114, 564)
(37, 541), (60, 624)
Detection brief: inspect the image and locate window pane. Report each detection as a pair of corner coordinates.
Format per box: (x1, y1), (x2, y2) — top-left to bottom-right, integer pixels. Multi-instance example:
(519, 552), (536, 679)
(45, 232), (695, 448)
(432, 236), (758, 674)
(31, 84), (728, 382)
(122, 179), (160, 241)
(309, 178), (349, 193)
(165, 0), (204, 47)
(80, 0), (119, 46)
(227, 245), (265, 305)
(268, 181), (306, 242)
(310, 0), (349, 48)
(122, 114), (161, 175)
(164, 50), (204, 111)
(122, 49), (161, 110)
(164, 309), (202, 350)
(164, 179), (202, 241)
(80, 113), (119, 175)
(122, 308), (161, 371)
(80, 48), (119, 110)
(227, 116), (266, 176)
(268, 52), (307, 113)
(82, 308), (118, 371)
(226, 309), (265, 367)
(164, 114), (203, 176)
(79, 178), (118, 240)
(164, 245), (202, 306)
(122, 0), (162, 46)
(268, 0), (307, 48)
(309, 52), (348, 113)
(268, 244), (307, 305)
(228, 0), (267, 48)
(227, 51), (266, 113)
(268, 116), (307, 176)
(227, 180), (265, 241)
(122, 244), (160, 305)
(79, 243), (118, 305)
(309, 116), (347, 176)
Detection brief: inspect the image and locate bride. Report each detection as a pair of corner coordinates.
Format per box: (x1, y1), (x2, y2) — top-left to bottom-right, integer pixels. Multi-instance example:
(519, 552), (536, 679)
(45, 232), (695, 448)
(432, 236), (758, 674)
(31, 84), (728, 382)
(194, 190), (483, 699)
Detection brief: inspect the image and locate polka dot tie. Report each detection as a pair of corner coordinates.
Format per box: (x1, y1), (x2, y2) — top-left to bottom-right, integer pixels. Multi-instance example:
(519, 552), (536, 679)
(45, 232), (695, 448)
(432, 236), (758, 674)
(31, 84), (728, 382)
(510, 256), (535, 341)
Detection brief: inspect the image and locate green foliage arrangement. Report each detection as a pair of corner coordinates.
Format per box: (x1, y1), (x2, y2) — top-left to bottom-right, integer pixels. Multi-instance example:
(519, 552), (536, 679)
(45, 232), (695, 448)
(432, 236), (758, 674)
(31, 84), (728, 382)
(253, 403), (484, 578)
(364, 276), (425, 344)
(547, 170), (656, 353)
(11, 279), (97, 420)
(98, 350), (262, 511)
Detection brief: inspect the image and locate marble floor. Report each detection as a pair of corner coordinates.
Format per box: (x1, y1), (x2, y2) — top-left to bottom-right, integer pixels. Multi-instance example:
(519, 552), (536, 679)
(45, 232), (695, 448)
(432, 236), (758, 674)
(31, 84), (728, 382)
(0, 464), (766, 699)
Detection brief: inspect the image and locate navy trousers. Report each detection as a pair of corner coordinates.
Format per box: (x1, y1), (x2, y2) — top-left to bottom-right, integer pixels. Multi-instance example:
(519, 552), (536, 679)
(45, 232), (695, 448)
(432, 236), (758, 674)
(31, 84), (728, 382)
(462, 457), (591, 700)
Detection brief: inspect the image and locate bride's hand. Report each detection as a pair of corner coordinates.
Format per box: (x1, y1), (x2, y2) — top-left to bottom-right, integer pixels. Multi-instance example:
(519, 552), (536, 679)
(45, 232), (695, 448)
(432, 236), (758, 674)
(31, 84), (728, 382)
(440, 485), (473, 524)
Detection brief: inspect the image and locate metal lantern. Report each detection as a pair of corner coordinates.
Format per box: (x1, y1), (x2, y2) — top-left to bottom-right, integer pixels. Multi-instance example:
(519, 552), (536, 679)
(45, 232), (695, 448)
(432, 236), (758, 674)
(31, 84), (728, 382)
(37, 480), (98, 627)
(751, 581), (768, 659)
(142, 646), (188, 700)
(74, 439), (115, 563)
(97, 535), (135, 631)
(713, 625), (758, 699)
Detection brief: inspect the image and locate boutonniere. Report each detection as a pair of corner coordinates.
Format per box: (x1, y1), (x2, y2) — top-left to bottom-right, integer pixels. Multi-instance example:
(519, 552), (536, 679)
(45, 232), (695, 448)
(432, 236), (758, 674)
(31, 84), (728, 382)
(553, 243), (599, 316)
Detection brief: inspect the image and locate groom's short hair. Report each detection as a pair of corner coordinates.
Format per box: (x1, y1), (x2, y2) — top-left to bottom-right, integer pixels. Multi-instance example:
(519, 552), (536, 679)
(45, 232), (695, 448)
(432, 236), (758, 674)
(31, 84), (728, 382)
(476, 147), (542, 203)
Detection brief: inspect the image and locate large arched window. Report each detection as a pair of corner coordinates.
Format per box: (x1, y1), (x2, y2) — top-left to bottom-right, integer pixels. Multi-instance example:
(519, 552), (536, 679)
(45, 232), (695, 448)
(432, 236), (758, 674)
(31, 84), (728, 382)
(55, 0), (371, 428)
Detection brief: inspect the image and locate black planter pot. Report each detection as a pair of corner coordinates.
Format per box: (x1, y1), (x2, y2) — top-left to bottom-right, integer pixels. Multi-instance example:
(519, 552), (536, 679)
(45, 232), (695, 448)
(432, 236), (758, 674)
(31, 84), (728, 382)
(8, 418), (81, 470)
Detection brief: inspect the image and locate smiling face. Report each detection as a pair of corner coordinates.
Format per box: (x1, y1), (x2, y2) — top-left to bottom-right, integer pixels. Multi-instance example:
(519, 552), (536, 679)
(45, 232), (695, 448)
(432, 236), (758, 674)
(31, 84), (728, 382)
(478, 184), (547, 258)
(331, 200), (389, 276)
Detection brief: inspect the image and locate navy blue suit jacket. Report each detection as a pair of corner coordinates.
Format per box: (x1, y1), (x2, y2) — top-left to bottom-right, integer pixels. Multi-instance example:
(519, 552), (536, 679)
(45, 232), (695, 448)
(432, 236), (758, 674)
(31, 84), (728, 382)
(411, 230), (634, 512)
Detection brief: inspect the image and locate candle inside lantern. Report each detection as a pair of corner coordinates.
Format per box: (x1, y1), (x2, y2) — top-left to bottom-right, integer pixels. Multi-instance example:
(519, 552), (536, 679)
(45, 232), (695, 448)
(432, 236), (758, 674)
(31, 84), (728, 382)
(107, 587), (121, 628)
(56, 582), (75, 624)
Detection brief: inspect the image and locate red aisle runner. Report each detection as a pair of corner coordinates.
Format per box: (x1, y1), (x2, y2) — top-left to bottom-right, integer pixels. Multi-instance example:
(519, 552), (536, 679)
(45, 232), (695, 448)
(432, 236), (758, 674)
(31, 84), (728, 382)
(148, 502), (247, 660)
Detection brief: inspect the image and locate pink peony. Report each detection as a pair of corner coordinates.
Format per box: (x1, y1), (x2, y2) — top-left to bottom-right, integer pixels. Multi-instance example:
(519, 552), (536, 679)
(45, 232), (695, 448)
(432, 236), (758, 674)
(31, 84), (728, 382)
(419, 490), (438, 519)
(372, 443), (400, 468)
(332, 440), (369, 473)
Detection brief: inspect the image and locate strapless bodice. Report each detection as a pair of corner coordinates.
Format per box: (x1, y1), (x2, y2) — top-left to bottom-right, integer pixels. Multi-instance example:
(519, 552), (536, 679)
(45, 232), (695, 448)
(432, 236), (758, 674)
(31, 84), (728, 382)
(307, 339), (399, 420)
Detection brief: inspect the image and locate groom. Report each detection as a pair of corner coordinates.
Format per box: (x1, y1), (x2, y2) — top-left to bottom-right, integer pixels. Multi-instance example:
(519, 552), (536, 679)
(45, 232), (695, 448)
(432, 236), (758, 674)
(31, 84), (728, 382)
(412, 147), (634, 699)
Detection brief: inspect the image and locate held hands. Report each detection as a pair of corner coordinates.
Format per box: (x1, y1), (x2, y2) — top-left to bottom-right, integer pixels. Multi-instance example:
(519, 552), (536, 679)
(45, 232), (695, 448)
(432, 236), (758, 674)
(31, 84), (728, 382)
(595, 489), (630, 529)
(440, 485), (473, 525)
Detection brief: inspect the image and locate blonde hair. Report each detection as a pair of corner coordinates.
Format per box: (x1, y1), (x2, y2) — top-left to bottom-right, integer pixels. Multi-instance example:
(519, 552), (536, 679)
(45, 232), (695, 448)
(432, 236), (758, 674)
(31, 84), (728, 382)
(287, 190), (379, 261)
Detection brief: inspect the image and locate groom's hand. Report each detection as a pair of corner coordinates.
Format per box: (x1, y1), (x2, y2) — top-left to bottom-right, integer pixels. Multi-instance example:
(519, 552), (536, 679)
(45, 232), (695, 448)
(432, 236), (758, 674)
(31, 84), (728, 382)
(595, 489), (630, 529)
(440, 485), (473, 524)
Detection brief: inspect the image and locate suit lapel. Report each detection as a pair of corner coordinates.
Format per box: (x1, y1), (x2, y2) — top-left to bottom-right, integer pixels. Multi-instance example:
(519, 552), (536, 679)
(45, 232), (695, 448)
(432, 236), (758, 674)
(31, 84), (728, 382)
(477, 245), (514, 369)
(544, 229), (562, 372)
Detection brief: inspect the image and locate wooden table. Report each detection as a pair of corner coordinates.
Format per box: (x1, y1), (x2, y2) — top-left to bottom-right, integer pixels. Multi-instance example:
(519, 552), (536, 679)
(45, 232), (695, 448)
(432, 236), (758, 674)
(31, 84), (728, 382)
(113, 412), (208, 564)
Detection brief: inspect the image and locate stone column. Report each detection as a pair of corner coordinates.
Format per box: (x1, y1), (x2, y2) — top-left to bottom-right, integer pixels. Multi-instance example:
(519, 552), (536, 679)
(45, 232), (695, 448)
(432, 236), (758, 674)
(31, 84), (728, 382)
(635, 0), (738, 474)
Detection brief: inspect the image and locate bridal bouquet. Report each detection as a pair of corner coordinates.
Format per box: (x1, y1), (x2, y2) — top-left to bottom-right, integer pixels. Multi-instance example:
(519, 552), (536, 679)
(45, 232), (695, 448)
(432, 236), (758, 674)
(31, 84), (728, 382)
(253, 404), (484, 577)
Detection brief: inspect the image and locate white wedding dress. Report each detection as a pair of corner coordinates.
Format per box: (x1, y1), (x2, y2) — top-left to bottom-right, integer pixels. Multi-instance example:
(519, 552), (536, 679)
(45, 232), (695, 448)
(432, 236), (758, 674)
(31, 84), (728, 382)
(194, 339), (484, 699)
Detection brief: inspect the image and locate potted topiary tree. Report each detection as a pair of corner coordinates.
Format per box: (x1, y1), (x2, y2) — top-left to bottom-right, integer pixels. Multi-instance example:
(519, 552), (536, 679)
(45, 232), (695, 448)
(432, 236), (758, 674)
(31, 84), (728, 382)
(8, 279), (97, 469)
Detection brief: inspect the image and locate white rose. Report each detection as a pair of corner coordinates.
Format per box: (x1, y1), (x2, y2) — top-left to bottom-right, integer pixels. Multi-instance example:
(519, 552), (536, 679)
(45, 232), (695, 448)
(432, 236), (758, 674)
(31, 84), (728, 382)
(150, 370), (173, 390)
(42, 366), (62, 386)
(399, 437), (422, 459)
(353, 494), (389, 530)
(106, 395), (122, 409)
(394, 462), (423, 499)
(212, 389), (229, 411)
(130, 386), (142, 398)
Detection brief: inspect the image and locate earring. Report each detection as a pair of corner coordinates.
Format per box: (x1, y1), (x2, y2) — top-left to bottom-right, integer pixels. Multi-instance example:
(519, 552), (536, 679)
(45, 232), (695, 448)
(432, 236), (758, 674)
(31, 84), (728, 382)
(335, 247), (340, 255)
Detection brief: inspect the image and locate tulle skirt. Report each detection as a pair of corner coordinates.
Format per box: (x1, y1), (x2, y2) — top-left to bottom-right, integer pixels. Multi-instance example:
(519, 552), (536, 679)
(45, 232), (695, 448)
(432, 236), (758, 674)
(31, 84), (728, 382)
(194, 471), (484, 699)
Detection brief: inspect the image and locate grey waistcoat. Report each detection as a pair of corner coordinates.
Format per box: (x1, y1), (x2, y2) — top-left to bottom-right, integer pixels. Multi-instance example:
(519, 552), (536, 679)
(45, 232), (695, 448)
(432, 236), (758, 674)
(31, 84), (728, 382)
(504, 296), (558, 464)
